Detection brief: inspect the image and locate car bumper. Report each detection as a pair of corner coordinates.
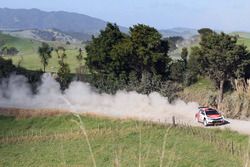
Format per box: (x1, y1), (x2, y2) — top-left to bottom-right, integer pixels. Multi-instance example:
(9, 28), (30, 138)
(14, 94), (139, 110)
(207, 119), (224, 124)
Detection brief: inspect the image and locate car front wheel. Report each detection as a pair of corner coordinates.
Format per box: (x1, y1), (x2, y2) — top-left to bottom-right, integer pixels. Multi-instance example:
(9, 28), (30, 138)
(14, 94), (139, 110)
(203, 119), (208, 126)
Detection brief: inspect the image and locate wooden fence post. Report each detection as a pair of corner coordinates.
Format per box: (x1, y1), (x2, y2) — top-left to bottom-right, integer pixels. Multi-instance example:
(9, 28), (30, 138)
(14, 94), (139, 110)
(172, 116), (176, 127)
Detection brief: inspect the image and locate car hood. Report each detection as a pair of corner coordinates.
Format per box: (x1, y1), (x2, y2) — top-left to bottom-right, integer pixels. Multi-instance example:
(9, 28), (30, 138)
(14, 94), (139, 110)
(207, 114), (222, 119)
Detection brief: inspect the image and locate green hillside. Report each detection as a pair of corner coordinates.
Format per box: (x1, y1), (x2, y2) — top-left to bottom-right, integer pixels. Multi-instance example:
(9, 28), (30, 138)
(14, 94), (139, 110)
(1, 33), (85, 73)
(238, 37), (250, 50)
(229, 32), (250, 49)
(2, 31), (250, 73)
(0, 33), (41, 56)
(231, 32), (250, 39)
(8, 49), (84, 73)
(0, 114), (248, 166)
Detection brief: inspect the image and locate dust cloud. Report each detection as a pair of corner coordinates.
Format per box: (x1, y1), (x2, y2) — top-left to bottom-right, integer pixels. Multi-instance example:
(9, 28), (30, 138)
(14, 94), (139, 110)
(0, 73), (199, 123)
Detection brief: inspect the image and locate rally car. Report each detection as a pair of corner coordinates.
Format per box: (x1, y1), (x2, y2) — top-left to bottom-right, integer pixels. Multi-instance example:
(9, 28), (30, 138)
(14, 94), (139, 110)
(195, 107), (225, 126)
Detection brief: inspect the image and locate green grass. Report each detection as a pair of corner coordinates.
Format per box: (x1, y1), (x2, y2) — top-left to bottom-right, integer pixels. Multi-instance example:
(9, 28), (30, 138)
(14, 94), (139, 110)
(179, 77), (218, 107)
(231, 32), (250, 39)
(5, 49), (86, 73)
(0, 114), (249, 166)
(0, 33), (41, 56)
(187, 77), (216, 91)
(1, 32), (86, 73)
(238, 37), (250, 50)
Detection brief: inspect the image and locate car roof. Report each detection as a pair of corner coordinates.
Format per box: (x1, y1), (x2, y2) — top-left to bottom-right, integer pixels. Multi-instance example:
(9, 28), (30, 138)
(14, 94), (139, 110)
(199, 107), (217, 111)
(198, 107), (209, 110)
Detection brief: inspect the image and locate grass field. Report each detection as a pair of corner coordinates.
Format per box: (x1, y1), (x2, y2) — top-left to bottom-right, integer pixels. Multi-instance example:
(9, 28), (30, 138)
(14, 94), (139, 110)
(238, 37), (250, 50)
(5, 49), (86, 73)
(231, 32), (250, 39)
(0, 32), (86, 73)
(0, 113), (249, 167)
(2, 31), (250, 73)
(0, 33), (41, 56)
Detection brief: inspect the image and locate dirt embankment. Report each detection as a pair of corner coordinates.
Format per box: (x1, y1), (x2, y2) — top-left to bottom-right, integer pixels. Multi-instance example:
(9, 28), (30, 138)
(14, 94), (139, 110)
(179, 87), (250, 120)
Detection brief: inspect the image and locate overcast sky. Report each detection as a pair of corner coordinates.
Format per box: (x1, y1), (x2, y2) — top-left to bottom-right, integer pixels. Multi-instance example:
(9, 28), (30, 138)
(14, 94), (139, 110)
(0, 0), (249, 31)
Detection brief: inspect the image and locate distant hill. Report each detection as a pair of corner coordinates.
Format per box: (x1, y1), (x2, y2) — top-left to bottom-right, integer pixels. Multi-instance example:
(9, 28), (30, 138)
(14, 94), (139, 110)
(0, 8), (108, 34)
(0, 8), (201, 41)
(0, 8), (129, 41)
(230, 32), (250, 39)
(229, 32), (250, 49)
(2, 29), (84, 43)
(159, 27), (198, 39)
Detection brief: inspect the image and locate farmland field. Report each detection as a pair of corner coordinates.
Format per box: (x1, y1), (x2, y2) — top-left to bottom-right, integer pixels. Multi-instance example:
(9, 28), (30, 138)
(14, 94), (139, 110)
(0, 112), (249, 167)
(5, 49), (85, 73)
(0, 33), (86, 73)
(238, 37), (250, 50)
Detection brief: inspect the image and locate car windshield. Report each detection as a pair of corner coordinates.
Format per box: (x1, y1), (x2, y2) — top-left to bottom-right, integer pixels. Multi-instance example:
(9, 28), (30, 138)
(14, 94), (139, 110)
(206, 110), (219, 115)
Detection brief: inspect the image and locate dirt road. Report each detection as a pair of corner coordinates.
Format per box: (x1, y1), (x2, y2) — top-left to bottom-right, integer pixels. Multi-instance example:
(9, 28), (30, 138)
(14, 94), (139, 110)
(1, 106), (250, 136)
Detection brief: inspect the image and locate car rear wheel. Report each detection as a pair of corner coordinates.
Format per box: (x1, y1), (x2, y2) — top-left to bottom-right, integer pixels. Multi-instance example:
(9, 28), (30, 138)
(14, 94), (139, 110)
(203, 119), (208, 126)
(195, 116), (199, 123)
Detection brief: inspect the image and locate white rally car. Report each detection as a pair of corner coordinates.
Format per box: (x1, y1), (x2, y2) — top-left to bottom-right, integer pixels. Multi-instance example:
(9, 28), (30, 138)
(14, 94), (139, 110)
(195, 107), (225, 126)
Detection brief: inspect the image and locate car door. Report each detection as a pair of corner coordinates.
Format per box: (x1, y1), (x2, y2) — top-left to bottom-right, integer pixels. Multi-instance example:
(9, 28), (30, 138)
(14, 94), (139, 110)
(200, 110), (205, 121)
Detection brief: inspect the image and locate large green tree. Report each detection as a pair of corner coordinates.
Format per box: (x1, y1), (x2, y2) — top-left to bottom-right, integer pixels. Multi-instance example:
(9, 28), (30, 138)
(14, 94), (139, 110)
(191, 30), (250, 103)
(85, 23), (171, 93)
(85, 23), (125, 75)
(129, 24), (171, 79)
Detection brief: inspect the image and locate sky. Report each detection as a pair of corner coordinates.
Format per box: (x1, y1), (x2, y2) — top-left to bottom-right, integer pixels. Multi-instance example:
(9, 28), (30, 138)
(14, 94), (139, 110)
(0, 0), (250, 31)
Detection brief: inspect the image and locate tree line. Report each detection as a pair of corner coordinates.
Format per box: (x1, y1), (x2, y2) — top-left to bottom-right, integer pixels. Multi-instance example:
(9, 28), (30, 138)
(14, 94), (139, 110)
(85, 24), (250, 103)
(1, 23), (250, 104)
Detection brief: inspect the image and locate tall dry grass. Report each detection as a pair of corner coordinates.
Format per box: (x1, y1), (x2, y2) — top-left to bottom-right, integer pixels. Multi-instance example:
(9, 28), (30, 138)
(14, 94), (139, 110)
(0, 107), (70, 118)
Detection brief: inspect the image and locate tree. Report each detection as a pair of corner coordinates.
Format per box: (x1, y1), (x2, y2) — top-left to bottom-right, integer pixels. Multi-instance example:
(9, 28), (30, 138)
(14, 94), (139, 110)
(57, 51), (71, 90)
(165, 36), (184, 52)
(170, 60), (186, 83)
(0, 57), (15, 78)
(85, 23), (125, 74)
(85, 23), (172, 94)
(38, 42), (53, 72)
(1, 46), (19, 56)
(198, 28), (213, 36)
(184, 46), (203, 86)
(194, 31), (250, 103)
(129, 24), (171, 79)
(7, 47), (19, 56)
(1, 46), (8, 56)
(181, 47), (188, 67)
(55, 46), (66, 62)
(76, 48), (85, 80)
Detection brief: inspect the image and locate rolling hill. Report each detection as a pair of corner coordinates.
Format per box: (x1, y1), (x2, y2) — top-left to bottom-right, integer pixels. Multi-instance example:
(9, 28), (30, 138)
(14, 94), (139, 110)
(0, 8), (108, 34)
(230, 32), (250, 49)
(160, 27), (198, 39)
(0, 32), (84, 72)
(2, 29), (83, 43)
(0, 32), (41, 56)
